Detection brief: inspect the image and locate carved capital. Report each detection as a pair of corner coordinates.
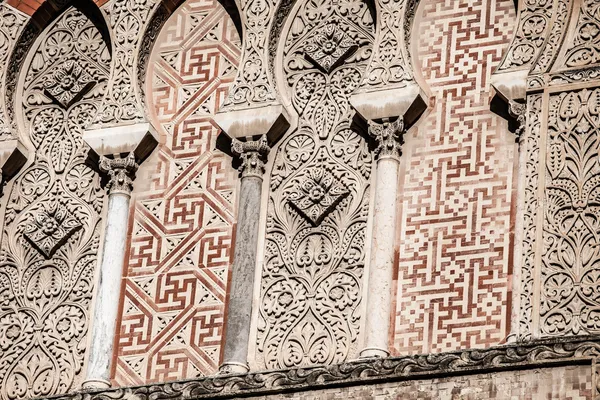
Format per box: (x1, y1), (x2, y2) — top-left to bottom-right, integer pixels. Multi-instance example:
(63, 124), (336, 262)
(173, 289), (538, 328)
(368, 118), (405, 161)
(509, 100), (526, 140)
(231, 135), (270, 179)
(99, 153), (138, 196)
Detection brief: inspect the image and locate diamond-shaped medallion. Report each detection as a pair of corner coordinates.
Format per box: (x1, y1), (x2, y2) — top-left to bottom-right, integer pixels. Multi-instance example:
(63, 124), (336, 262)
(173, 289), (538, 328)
(44, 60), (96, 109)
(288, 168), (349, 226)
(24, 203), (82, 258)
(304, 24), (358, 73)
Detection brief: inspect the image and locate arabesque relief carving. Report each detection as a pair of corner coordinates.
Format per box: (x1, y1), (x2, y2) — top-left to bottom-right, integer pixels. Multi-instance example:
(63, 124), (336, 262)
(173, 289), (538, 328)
(497, 0), (553, 71)
(541, 88), (600, 336)
(0, 7), (110, 399)
(0, 4), (28, 138)
(564, 0), (600, 67)
(221, 0), (278, 108)
(256, 0), (374, 369)
(94, 0), (156, 126)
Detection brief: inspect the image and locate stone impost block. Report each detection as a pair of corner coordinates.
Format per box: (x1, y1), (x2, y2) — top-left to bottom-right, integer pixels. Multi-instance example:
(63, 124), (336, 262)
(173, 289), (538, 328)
(214, 103), (290, 144)
(350, 83), (427, 126)
(0, 138), (27, 181)
(490, 69), (527, 103)
(83, 122), (159, 161)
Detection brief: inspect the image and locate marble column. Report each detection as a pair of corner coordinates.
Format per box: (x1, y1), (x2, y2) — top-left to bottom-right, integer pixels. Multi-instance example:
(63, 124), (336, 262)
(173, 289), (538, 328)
(220, 135), (270, 374)
(360, 118), (404, 358)
(507, 100), (526, 343)
(83, 153), (138, 389)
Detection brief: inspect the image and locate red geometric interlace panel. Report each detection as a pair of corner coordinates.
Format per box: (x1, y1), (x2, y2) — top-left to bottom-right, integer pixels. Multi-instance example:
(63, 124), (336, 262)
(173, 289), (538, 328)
(392, 0), (517, 354)
(113, 0), (241, 385)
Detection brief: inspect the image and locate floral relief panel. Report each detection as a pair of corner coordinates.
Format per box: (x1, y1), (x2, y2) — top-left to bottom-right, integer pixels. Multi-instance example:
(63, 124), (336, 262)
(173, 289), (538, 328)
(113, 0), (241, 385)
(0, 6), (111, 399)
(255, 0), (375, 370)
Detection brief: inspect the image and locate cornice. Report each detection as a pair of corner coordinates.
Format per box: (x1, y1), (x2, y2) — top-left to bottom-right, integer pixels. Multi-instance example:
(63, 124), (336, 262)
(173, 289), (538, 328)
(47, 336), (600, 400)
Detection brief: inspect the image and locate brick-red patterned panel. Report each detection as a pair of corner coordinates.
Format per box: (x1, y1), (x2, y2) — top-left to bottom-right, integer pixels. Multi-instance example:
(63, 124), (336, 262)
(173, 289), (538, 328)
(112, 0), (241, 385)
(392, 0), (517, 354)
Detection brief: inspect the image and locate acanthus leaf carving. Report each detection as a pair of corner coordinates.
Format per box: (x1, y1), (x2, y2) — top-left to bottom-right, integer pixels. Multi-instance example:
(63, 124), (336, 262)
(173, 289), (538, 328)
(232, 135), (271, 179)
(99, 153), (138, 196)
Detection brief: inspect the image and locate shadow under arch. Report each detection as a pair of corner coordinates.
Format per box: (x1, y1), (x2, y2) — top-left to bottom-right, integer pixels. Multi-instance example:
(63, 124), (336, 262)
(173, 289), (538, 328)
(136, 0), (242, 107)
(5, 0), (111, 130)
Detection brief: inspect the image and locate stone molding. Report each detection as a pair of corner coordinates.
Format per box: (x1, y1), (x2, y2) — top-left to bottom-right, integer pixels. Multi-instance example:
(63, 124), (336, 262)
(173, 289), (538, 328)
(46, 336), (600, 400)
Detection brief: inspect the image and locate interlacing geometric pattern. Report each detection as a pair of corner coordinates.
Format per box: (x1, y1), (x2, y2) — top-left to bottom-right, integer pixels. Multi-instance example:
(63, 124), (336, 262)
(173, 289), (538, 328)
(392, 0), (516, 354)
(113, 0), (241, 385)
(256, 0), (375, 370)
(0, 7), (110, 399)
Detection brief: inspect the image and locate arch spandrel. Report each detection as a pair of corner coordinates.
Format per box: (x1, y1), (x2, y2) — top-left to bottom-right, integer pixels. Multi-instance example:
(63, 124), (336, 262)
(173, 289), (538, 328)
(0, 4), (111, 398)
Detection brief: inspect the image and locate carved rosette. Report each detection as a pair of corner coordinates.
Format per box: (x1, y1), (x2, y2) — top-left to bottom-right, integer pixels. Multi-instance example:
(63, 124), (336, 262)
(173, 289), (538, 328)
(99, 153), (139, 196)
(231, 136), (271, 179)
(368, 118), (405, 160)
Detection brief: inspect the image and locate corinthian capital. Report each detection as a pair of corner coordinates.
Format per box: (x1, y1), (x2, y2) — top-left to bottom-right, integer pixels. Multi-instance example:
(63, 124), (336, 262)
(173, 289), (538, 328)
(368, 118), (405, 161)
(99, 152), (139, 196)
(231, 135), (271, 179)
(509, 100), (526, 140)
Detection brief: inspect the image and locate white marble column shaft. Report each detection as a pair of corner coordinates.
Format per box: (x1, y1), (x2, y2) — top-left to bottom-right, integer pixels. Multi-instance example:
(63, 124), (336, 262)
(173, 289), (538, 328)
(360, 118), (404, 358)
(83, 154), (138, 389)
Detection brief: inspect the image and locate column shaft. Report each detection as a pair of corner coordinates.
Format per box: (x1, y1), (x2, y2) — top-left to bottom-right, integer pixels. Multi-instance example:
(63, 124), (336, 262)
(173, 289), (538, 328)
(361, 158), (400, 358)
(222, 176), (263, 373)
(84, 193), (131, 388)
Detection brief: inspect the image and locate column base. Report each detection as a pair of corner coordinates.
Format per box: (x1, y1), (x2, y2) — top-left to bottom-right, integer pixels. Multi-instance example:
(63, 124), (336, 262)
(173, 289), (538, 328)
(359, 347), (390, 359)
(82, 378), (111, 390)
(219, 361), (249, 375)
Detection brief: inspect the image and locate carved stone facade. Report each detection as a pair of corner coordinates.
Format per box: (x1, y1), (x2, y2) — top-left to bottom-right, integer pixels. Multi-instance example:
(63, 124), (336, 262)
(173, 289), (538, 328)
(2, 0), (600, 398)
(0, 6), (110, 398)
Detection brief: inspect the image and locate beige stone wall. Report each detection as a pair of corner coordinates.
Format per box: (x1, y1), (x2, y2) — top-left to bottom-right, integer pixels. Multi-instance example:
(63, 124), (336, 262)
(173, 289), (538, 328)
(244, 365), (593, 400)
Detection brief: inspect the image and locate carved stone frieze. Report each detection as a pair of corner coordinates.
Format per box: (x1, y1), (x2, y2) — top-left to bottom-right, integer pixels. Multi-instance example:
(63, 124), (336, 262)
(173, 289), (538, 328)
(0, 4), (28, 138)
(257, 0), (374, 370)
(530, 0), (572, 74)
(45, 336), (600, 400)
(44, 60), (96, 109)
(0, 8), (110, 398)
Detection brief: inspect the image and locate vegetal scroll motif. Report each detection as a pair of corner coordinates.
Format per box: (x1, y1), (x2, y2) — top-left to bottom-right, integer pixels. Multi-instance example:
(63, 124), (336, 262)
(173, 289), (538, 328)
(565, 0), (600, 67)
(256, 0), (375, 369)
(542, 88), (600, 336)
(0, 7), (110, 399)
